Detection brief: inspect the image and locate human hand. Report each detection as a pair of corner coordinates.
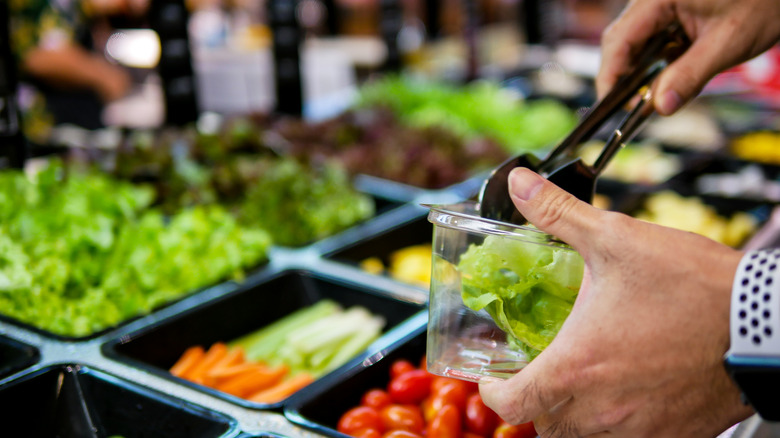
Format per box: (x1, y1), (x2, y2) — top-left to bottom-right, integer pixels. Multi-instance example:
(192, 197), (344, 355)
(596, 0), (780, 115)
(478, 168), (755, 437)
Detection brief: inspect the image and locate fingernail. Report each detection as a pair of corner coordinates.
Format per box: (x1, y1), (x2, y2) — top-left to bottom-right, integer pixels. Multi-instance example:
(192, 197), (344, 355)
(509, 168), (544, 201)
(658, 89), (682, 115)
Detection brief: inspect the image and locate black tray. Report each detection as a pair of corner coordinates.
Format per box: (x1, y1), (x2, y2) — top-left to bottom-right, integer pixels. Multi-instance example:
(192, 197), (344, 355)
(284, 321), (428, 438)
(326, 214), (432, 267)
(0, 364), (236, 437)
(103, 269), (426, 410)
(0, 336), (39, 380)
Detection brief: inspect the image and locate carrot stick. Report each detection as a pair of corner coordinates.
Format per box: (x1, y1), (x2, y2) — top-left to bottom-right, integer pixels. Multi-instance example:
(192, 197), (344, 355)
(203, 347), (246, 386)
(170, 346), (205, 378)
(247, 372), (315, 403)
(215, 364), (289, 398)
(183, 342), (228, 384)
(206, 362), (261, 386)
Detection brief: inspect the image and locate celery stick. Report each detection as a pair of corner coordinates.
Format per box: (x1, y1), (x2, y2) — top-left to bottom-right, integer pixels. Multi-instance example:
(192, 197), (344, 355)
(229, 299), (340, 361)
(317, 316), (385, 374)
(288, 307), (374, 354)
(308, 338), (341, 370)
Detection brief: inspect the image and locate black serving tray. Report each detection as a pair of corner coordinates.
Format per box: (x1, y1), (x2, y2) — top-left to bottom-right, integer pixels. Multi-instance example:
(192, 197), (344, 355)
(103, 269), (426, 410)
(326, 214), (432, 268)
(0, 336), (39, 380)
(284, 320), (428, 438)
(0, 364), (236, 437)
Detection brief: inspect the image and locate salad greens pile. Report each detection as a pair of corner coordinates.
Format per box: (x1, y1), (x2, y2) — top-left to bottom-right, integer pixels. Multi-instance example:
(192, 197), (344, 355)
(457, 235), (584, 359)
(103, 125), (376, 247)
(356, 76), (578, 154)
(238, 158), (375, 246)
(0, 163), (271, 337)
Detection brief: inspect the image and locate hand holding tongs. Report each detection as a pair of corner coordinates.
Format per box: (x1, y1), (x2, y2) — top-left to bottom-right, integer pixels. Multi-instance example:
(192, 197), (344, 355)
(478, 23), (690, 225)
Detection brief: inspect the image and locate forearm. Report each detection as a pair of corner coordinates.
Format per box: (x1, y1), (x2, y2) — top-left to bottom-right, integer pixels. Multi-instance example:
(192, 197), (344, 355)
(21, 44), (129, 101)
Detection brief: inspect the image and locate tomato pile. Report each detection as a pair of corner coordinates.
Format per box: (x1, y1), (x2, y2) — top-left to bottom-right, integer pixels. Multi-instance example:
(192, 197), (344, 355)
(336, 358), (537, 438)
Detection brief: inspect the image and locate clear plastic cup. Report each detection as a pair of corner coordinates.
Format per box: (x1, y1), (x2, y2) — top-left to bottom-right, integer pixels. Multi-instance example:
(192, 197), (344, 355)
(426, 201), (584, 382)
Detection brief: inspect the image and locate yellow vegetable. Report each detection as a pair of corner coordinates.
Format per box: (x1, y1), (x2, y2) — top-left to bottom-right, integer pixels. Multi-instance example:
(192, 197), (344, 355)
(360, 257), (385, 276)
(360, 244), (433, 288)
(388, 245), (433, 288)
(731, 131), (780, 165)
(633, 191), (757, 247)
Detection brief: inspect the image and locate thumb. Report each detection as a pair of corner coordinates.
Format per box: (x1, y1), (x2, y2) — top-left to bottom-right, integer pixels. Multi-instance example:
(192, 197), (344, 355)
(508, 168), (602, 252)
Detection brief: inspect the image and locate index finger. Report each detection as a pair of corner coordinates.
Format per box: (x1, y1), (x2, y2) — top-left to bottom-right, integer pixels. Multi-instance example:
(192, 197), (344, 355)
(596, 0), (677, 99)
(479, 343), (573, 424)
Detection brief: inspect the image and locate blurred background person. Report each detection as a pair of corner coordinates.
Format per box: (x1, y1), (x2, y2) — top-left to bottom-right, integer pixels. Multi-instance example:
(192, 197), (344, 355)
(9, 0), (148, 143)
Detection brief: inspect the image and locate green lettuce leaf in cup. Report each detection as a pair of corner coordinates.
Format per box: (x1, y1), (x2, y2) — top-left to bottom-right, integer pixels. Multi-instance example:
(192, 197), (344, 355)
(457, 235), (584, 359)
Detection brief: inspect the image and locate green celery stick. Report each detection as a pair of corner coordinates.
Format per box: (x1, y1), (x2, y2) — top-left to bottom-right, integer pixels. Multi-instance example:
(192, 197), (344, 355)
(229, 299), (340, 361)
(316, 316), (385, 375)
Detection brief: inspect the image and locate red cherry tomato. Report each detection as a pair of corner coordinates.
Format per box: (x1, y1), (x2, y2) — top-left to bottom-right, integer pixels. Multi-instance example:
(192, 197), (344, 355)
(338, 406), (384, 435)
(383, 431), (424, 438)
(492, 421), (537, 438)
(464, 393), (499, 437)
(390, 360), (417, 379)
(353, 428), (383, 438)
(426, 404), (462, 438)
(461, 380), (480, 395)
(431, 380), (468, 412)
(388, 369), (432, 404)
(420, 397), (437, 423)
(379, 404), (425, 434)
(463, 433), (485, 438)
(362, 389), (393, 410)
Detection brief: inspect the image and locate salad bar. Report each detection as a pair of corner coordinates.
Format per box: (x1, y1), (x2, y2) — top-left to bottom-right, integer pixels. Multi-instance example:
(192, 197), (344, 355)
(1, 74), (780, 437)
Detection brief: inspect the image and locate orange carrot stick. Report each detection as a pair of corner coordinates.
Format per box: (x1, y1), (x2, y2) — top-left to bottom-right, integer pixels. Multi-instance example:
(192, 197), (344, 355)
(247, 372), (315, 403)
(183, 342), (228, 384)
(170, 346), (205, 378)
(215, 364), (289, 398)
(203, 347), (246, 386)
(206, 362), (260, 386)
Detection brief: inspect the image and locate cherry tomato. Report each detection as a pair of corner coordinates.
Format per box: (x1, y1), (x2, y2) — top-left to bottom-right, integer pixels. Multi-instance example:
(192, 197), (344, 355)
(338, 406), (384, 435)
(362, 388), (393, 410)
(426, 404), (462, 438)
(379, 404), (425, 434)
(352, 428), (383, 438)
(390, 360), (417, 379)
(431, 380), (468, 412)
(463, 433), (485, 438)
(388, 369), (432, 404)
(492, 421), (537, 438)
(461, 380), (480, 395)
(464, 393), (499, 437)
(420, 397), (437, 423)
(421, 391), (463, 424)
(383, 431), (424, 438)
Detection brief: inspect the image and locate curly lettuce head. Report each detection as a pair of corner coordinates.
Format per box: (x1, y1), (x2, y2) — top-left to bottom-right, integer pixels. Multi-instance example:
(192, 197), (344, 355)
(457, 234), (584, 359)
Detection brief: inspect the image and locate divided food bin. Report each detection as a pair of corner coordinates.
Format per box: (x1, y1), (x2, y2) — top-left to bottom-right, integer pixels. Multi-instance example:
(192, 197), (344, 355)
(103, 269), (427, 410)
(1, 150), (778, 437)
(0, 336), (39, 380)
(0, 364), (237, 437)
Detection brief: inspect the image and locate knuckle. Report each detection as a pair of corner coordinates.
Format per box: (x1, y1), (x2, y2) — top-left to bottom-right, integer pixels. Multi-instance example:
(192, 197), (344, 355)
(482, 384), (529, 424)
(532, 190), (578, 231)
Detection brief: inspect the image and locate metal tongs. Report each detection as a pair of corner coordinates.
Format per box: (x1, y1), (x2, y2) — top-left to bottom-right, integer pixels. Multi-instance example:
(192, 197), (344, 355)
(478, 23), (690, 225)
